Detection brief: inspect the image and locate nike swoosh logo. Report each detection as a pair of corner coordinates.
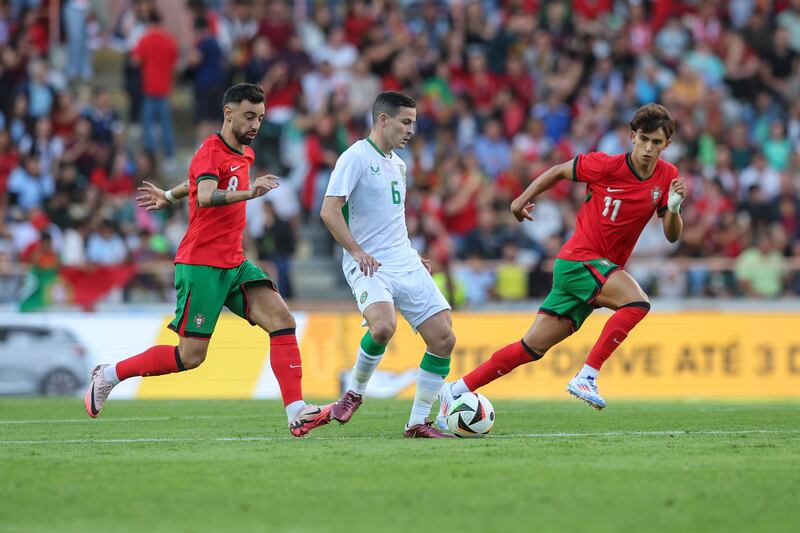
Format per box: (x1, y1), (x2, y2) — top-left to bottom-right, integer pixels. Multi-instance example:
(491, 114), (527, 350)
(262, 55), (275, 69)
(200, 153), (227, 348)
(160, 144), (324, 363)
(230, 165), (241, 171)
(289, 364), (302, 368)
(607, 187), (623, 193)
(612, 338), (621, 344)
(90, 383), (98, 415)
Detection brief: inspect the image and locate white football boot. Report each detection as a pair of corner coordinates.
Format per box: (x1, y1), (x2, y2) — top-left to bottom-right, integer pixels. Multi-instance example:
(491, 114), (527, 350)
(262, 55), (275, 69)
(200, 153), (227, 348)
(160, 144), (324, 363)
(566, 374), (606, 410)
(435, 381), (456, 431)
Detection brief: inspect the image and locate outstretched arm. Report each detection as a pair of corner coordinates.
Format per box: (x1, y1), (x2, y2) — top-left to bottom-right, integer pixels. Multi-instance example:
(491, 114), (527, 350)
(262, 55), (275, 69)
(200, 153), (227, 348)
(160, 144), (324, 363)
(510, 160), (574, 222)
(136, 179), (190, 211)
(320, 195), (381, 276)
(196, 174), (279, 207)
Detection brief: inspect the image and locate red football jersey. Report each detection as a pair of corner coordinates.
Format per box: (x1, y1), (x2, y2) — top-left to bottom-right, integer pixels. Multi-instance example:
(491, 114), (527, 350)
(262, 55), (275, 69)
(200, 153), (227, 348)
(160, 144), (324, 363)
(558, 152), (677, 267)
(175, 133), (255, 268)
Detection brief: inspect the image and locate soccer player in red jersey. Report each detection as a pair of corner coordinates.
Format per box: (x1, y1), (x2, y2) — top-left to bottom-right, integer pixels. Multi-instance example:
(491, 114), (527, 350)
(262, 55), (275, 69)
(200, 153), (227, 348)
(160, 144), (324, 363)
(438, 103), (686, 421)
(84, 84), (332, 437)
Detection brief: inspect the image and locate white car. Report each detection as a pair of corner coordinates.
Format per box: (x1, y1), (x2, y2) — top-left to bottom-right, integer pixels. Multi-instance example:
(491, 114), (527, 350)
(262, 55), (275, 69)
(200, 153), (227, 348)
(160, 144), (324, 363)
(0, 325), (89, 396)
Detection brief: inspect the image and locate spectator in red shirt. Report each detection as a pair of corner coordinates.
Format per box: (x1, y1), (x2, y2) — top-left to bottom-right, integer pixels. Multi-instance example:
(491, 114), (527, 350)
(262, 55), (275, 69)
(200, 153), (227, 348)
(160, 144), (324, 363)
(0, 128), (18, 198)
(132, 11), (178, 159)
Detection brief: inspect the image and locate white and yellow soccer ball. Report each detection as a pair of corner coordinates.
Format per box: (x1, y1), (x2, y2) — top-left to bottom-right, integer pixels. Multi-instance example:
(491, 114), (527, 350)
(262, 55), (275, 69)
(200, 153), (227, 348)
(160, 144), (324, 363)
(446, 392), (495, 437)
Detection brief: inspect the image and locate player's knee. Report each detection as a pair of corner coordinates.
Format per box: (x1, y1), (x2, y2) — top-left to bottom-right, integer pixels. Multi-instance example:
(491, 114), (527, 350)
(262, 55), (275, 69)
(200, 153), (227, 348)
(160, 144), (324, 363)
(370, 322), (396, 344)
(435, 330), (456, 356)
(620, 300), (651, 313)
(271, 310), (296, 331)
(522, 337), (552, 358)
(180, 346), (207, 370)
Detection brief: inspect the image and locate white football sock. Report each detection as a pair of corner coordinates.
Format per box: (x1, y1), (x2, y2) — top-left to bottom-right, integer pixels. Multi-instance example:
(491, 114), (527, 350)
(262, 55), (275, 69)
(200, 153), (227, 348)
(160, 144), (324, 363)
(408, 369), (444, 427)
(349, 348), (382, 395)
(285, 400), (305, 422)
(103, 364), (120, 385)
(451, 378), (470, 396)
(577, 364), (598, 379)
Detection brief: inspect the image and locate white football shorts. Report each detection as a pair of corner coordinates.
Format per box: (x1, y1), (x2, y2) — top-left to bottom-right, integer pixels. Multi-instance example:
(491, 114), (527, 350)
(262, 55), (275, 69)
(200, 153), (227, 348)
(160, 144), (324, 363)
(346, 263), (451, 332)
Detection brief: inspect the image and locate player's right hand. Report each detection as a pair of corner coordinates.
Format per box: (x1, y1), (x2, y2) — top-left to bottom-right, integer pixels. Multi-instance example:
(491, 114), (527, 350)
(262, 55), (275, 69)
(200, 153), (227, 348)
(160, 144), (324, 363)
(136, 180), (170, 211)
(250, 174), (280, 199)
(510, 197), (536, 222)
(352, 249), (381, 277)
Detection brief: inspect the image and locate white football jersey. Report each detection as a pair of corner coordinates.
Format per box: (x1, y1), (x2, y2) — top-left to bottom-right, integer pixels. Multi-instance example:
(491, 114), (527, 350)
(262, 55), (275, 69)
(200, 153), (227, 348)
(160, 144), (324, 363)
(325, 138), (420, 273)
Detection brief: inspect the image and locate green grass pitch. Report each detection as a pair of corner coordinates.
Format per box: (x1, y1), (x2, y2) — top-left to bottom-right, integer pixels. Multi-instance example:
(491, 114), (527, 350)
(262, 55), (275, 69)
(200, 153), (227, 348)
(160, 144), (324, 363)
(1, 398), (798, 532)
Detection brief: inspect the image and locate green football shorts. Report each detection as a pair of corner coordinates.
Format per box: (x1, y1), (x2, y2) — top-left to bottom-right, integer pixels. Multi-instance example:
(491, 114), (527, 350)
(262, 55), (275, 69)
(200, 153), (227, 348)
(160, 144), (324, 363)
(539, 258), (620, 331)
(168, 260), (276, 338)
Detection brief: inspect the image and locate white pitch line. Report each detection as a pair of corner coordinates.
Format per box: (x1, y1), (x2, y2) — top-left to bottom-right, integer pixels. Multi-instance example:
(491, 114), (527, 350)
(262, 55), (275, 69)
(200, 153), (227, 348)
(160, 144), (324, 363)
(500, 429), (800, 438)
(1, 429), (798, 446)
(0, 413), (389, 425)
(0, 414), (269, 425)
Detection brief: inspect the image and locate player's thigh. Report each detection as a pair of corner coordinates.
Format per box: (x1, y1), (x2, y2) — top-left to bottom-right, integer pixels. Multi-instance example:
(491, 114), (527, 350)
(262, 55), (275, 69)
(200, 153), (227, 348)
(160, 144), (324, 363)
(394, 266), (451, 334)
(350, 269), (397, 338)
(225, 260), (289, 329)
(362, 301), (398, 342)
(240, 284), (295, 333)
(554, 258), (619, 305)
(416, 309), (456, 357)
(168, 264), (227, 340)
(522, 313), (574, 356)
(533, 286), (590, 353)
(594, 269), (649, 310)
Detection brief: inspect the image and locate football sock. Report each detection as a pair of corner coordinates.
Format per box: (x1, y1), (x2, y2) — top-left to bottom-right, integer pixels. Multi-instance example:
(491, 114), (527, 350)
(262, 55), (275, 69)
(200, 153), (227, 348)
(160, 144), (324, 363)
(349, 331), (387, 395)
(115, 345), (184, 381)
(103, 364), (120, 385)
(269, 328), (304, 408)
(577, 364), (598, 380)
(285, 400), (305, 422)
(585, 302), (650, 371)
(462, 340), (542, 391)
(408, 352), (449, 427)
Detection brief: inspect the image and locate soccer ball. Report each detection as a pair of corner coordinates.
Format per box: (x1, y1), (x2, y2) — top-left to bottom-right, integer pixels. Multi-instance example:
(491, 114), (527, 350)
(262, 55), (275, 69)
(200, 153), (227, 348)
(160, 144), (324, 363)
(445, 392), (495, 438)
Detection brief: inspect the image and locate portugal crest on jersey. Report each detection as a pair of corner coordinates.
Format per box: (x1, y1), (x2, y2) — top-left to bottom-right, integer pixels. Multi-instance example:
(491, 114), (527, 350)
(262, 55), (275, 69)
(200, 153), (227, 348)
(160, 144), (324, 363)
(651, 186), (662, 204)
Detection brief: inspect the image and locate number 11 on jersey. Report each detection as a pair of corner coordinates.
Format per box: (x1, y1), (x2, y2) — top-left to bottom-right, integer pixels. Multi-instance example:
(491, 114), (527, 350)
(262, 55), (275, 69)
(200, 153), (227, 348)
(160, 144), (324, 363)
(602, 196), (621, 221)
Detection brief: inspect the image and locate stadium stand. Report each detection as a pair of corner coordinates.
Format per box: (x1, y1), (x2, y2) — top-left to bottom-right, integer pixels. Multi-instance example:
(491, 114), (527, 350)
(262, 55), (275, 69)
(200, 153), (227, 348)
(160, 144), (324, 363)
(2, 0), (800, 310)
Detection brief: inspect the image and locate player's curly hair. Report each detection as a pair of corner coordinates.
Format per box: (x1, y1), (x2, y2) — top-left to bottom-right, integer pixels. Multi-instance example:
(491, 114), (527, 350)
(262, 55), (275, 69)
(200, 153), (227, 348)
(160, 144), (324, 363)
(630, 104), (675, 139)
(372, 91), (415, 122)
(222, 83), (265, 107)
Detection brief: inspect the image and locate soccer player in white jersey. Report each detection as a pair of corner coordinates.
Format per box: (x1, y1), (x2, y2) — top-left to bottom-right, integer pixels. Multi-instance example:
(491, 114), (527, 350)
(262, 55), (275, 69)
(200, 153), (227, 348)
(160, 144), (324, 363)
(320, 92), (455, 438)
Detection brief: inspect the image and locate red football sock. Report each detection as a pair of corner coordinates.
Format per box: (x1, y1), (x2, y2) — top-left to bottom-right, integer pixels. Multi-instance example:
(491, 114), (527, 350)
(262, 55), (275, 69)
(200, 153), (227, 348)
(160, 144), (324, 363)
(585, 302), (650, 370)
(116, 345), (184, 380)
(270, 329), (303, 406)
(463, 340), (542, 391)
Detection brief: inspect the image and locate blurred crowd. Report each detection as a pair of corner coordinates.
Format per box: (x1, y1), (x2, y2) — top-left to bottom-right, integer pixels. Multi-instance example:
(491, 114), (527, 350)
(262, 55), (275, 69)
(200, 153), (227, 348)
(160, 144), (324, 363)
(2, 0), (800, 309)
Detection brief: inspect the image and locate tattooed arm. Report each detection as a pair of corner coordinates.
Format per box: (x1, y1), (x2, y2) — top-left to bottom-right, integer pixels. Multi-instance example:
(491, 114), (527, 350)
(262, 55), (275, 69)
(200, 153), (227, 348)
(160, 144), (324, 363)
(197, 174), (280, 207)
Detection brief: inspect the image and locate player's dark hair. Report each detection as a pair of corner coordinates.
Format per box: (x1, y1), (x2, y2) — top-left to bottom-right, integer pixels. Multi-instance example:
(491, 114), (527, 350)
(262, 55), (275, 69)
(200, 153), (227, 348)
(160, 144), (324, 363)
(222, 83), (265, 107)
(372, 91), (416, 123)
(630, 103), (675, 139)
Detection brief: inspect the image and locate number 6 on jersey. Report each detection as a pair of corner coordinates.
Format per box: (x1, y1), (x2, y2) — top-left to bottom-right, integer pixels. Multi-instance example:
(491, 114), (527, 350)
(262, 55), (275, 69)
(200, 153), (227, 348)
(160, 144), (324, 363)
(391, 181), (401, 204)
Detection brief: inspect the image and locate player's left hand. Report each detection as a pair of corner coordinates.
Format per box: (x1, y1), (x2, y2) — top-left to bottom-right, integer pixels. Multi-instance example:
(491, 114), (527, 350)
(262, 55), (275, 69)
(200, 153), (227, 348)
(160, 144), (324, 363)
(136, 180), (170, 211)
(668, 178), (686, 213)
(420, 256), (432, 273)
(510, 197), (535, 222)
(250, 174), (280, 198)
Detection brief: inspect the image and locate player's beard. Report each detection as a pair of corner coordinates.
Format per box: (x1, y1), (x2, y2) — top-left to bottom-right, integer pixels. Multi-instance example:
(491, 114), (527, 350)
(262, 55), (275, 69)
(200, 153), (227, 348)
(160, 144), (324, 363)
(233, 124), (257, 146)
